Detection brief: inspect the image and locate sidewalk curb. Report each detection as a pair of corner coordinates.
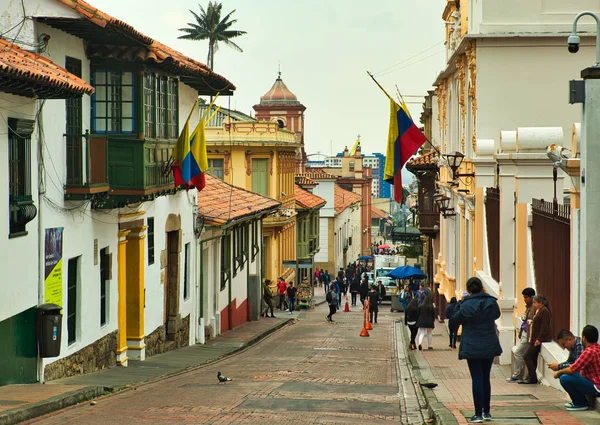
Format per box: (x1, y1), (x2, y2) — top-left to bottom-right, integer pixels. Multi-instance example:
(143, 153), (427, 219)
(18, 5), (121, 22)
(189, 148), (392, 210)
(0, 318), (294, 425)
(402, 325), (459, 425)
(0, 386), (104, 425)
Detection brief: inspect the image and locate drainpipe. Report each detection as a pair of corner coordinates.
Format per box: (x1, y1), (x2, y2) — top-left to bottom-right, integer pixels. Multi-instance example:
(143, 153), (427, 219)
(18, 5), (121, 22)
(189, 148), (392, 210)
(36, 100), (45, 382)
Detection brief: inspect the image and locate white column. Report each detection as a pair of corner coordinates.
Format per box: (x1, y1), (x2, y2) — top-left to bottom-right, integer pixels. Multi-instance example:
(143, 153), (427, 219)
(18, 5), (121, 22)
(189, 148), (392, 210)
(581, 68), (600, 327)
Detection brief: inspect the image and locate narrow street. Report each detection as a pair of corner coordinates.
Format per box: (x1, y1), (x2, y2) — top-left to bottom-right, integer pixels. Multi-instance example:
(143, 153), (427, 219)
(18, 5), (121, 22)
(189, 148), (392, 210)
(26, 302), (413, 425)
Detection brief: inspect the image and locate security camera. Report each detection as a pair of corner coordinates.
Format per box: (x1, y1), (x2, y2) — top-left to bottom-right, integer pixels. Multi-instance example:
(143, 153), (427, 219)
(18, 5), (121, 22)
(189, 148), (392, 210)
(568, 34), (581, 54)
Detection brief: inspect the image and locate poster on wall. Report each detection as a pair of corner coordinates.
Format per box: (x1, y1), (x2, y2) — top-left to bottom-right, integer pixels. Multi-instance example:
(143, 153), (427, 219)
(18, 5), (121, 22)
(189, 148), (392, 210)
(44, 227), (64, 306)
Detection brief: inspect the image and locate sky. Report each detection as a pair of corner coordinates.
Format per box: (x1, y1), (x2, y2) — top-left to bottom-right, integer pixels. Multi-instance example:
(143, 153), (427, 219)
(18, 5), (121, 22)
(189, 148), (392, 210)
(97, 0), (446, 161)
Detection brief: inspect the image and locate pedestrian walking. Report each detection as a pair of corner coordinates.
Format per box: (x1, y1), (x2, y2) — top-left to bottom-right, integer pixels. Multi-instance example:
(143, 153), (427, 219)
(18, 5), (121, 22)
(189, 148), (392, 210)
(326, 286), (337, 322)
(350, 276), (360, 306)
(368, 285), (380, 323)
(507, 287), (536, 382)
(449, 277), (502, 423)
(405, 298), (419, 350)
(416, 283), (427, 306)
(359, 277), (369, 309)
(553, 325), (600, 411)
(376, 280), (386, 306)
(277, 277), (287, 310)
(521, 295), (552, 384)
(445, 297), (458, 348)
(286, 282), (297, 314)
(416, 295), (436, 350)
(262, 279), (276, 318)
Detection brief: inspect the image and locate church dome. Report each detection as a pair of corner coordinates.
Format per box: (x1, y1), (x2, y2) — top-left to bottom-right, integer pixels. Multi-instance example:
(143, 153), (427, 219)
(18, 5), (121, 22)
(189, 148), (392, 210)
(260, 74), (301, 105)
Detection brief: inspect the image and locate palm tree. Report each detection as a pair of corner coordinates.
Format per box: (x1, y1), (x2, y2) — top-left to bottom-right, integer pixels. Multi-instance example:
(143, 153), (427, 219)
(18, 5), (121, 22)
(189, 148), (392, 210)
(178, 2), (246, 70)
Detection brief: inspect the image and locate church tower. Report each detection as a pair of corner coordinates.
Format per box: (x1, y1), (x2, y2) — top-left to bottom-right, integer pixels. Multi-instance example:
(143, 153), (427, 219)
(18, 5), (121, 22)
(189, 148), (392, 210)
(253, 72), (307, 145)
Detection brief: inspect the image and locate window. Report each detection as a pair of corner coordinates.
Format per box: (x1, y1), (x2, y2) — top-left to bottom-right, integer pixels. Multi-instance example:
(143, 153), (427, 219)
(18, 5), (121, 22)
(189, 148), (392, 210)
(8, 118), (35, 237)
(233, 225), (248, 276)
(208, 158), (224, 179)
(92, 70), (135, 134)
(67, 257), (80, 345)
(143, 72), (178, 139)
(251, 220), (259, 261)
(100, 247), (109, 326)
(65, 57), (83, 186)
(147, 218), (155, 265)
(221, 234), (231, 291)
(251, 158), (269, 196)
(183, 243), (190, 300)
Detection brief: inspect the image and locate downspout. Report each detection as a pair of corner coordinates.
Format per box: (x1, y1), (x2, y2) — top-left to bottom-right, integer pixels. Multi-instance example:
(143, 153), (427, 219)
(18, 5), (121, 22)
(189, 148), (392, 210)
(36, 99), (45, 382)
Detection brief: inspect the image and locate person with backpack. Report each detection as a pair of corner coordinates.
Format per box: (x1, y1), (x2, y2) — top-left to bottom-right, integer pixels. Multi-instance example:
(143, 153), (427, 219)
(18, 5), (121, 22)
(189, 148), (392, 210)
(326, 285), (337, 322)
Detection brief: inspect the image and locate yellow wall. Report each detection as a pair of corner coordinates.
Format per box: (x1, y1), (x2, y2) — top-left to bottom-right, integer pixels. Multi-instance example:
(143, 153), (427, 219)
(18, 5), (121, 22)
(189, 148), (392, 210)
(117, 230), (130, 364)
(125, 227), (147, 344)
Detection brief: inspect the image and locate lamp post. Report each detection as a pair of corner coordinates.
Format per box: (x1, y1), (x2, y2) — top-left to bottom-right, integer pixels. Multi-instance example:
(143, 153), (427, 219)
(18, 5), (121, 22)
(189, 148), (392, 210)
(568, 11), (600, 329)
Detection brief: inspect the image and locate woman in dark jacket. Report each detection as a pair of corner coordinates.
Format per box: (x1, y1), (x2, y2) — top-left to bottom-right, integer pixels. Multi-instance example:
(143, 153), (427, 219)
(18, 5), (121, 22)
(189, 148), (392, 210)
(445, 297), (458, 348)
(521, 295), (552, 385)
(416, 295), (436, 350)
(350, 276), (360, 306)
(449, 277), (502, 423)
(404, 298), (419, 350)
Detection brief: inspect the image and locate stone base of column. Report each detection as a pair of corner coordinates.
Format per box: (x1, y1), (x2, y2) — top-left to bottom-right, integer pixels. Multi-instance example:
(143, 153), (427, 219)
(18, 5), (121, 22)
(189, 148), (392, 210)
(127, 339), (146, 361)
(197, 317), (206, 345)
(497, 325), (514, 365)
(116, 348), (128, 367)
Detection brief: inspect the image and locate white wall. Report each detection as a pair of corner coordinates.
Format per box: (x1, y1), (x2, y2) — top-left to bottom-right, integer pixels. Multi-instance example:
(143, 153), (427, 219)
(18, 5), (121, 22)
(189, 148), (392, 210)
(477, 38), (596, 150)
(314, 217), (329, 263)
(0, 94), (39, 322)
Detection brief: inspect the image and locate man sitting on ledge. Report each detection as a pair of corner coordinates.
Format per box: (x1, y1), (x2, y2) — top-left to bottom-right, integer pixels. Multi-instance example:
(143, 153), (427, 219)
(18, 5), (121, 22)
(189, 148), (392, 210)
(554, 325), (600, 411)
(547, 329), (584, 372)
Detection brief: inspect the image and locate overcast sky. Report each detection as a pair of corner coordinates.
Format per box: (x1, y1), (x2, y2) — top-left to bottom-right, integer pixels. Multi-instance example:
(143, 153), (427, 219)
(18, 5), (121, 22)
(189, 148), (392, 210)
(98, 0), (446, 159)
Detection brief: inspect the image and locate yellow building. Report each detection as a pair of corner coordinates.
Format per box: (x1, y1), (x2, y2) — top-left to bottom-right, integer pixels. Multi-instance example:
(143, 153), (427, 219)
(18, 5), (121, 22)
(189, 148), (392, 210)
(202, 76), (306, 283)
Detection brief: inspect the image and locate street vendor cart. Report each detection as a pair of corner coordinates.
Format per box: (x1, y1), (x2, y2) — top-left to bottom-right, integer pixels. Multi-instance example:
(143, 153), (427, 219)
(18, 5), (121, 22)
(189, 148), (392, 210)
(297, 279), (314, 309)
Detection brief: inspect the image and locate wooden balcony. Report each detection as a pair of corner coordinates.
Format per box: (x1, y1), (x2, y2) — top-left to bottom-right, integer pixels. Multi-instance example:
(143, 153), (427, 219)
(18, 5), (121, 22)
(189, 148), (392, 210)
(418, 211), (440, 235)
(65, 133), (110, 200)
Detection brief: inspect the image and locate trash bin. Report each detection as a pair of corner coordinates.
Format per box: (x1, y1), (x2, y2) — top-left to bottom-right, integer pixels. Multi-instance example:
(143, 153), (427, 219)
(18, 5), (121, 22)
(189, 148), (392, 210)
(37, 304), (62, 358)
(391, 295), (404, 312)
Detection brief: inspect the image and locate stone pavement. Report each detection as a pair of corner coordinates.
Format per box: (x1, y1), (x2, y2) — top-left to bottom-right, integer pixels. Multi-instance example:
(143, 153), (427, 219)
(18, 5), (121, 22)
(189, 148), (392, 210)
(18, 302), (409, 425)
(403, 320), (600, 425)
(0, 315), (294, 425)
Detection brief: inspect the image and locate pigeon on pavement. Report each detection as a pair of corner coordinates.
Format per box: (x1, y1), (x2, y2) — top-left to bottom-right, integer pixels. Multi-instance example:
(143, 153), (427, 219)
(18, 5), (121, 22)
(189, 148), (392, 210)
(420, 382), (438, 389)
(217, 371), (232, 383)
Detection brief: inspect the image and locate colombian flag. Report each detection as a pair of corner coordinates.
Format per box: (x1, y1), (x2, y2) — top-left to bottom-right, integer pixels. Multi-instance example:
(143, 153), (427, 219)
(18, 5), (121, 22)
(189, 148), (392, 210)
(383, 98), (426, 203)
(172, 96), (221, 191)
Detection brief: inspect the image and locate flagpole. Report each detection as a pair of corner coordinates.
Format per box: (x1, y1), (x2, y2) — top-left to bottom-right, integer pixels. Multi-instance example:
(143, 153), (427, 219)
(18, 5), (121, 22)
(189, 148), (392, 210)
(366, 71), (395, 101)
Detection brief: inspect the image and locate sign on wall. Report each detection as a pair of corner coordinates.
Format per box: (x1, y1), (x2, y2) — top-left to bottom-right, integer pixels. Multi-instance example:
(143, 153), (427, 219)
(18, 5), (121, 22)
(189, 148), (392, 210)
(44, 227), (64, 306)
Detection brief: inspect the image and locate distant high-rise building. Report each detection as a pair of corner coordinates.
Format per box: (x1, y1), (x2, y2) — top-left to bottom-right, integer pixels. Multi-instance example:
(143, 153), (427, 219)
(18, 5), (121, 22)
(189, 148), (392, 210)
(310, 149), (390, 199)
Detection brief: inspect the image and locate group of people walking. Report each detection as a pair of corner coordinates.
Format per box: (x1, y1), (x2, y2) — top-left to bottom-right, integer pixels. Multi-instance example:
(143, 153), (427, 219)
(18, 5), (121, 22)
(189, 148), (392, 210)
(261, 277), (298, 318)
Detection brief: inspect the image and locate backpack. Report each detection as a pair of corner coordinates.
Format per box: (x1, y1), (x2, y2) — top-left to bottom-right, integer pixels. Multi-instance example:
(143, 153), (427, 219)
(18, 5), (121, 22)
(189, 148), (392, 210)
(326, 291), (334, 303)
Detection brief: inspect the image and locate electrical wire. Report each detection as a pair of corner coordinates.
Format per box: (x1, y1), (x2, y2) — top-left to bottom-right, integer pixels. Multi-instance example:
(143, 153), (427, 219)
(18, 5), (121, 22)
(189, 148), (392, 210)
(377, 49), (446, 78)
(373, 40), (444, 76)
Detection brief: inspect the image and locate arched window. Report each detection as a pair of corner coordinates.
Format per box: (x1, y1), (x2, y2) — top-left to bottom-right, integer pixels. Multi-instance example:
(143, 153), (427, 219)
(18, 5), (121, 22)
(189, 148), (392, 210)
(277, 119), (285, 129)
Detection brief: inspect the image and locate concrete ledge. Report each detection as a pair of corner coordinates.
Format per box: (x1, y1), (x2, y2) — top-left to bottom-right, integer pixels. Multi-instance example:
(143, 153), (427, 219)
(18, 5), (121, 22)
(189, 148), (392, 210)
(0, 386), (105, 425)
(538, 342), (568, 391)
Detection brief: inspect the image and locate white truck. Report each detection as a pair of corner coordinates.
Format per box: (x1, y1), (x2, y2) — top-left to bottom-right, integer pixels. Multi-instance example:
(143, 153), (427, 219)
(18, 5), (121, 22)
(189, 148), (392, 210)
(373, 255), (406, 278)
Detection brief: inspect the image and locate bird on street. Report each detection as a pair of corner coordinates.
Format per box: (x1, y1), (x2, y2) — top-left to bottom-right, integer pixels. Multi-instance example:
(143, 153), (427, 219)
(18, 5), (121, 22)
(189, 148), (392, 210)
(217, 371), (232, 383)
(420, 382), (438, 389)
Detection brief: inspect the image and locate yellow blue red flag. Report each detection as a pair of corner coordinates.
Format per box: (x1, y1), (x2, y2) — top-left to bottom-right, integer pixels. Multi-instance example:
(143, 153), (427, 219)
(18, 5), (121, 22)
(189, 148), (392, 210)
(172, 95), (221, 191)
(383, 97), (426, 203)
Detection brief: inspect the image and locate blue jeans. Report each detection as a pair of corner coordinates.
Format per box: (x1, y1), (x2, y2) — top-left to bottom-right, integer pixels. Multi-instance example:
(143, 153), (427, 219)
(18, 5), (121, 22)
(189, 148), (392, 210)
(288, 297), (295, 313)
(467, 358), (494, 417)
(560, 373), (600, 406)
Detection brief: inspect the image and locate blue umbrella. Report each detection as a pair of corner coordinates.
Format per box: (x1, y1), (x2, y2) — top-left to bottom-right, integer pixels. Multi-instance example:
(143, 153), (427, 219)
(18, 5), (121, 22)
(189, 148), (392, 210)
(388, 265), (427, 280)
(359, 255), (373, 261)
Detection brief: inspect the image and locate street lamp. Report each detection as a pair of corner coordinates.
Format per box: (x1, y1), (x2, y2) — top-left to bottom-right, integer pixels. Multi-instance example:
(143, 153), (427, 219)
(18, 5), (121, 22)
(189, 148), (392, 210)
(433, 193), (455, 219)
(568, 11), (600, 66)
(443, 151), (475, 184)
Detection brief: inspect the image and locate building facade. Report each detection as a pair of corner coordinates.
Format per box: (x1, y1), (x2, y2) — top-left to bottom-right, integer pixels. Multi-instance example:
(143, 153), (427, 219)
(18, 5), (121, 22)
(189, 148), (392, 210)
(0, 0), (234, 385)
(428, 0), (598, 368)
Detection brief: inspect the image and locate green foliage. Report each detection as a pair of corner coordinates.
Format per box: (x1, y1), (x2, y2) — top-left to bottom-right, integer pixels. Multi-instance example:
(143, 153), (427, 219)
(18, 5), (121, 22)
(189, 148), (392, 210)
(178, 2), (247, 70)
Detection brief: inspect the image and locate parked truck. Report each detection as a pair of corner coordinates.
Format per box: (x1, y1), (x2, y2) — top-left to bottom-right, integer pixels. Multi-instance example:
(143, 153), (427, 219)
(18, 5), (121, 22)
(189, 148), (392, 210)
(373, 255), (406, 278)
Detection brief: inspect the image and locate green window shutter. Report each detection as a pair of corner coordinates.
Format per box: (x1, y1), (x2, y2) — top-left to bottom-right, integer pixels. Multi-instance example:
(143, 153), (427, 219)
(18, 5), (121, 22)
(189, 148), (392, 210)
(251, 159), (269, 196)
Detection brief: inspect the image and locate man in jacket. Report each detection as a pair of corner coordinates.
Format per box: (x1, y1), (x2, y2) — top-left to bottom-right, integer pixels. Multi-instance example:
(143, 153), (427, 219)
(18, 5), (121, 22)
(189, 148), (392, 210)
(277, 277), (287, 310)
(359, 277), (369, 309)
(507, 287), (536, 382)
(548, 329), (584, 372)
(326, 286), (337, 322)
(368, 285), (380, 323)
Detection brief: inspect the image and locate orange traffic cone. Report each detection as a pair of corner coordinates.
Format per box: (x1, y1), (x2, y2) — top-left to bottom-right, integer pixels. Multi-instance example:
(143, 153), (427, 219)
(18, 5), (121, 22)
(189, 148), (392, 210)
(360, 304), (370, 337)
(344, 297), (350, 312)
(365, 299), (373, 330)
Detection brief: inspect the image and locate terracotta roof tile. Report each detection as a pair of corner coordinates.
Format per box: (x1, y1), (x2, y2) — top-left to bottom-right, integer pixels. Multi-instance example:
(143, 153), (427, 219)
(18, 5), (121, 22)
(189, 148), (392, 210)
(54, 0), (235, 93)
(406, 149), (439, 169)
(371, 206), (389, 219)
(334, 184), (361, 214)
(294, 185), (326, 210)
(0, 38), (94, 98)
(299, 168), (338, 180)
(198, 174), (280, 226)
(295, 175), (317, 186)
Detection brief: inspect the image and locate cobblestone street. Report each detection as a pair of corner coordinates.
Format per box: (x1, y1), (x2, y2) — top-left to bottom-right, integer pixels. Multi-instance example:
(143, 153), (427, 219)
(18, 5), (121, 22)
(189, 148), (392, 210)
(25, 303), (412, 425)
